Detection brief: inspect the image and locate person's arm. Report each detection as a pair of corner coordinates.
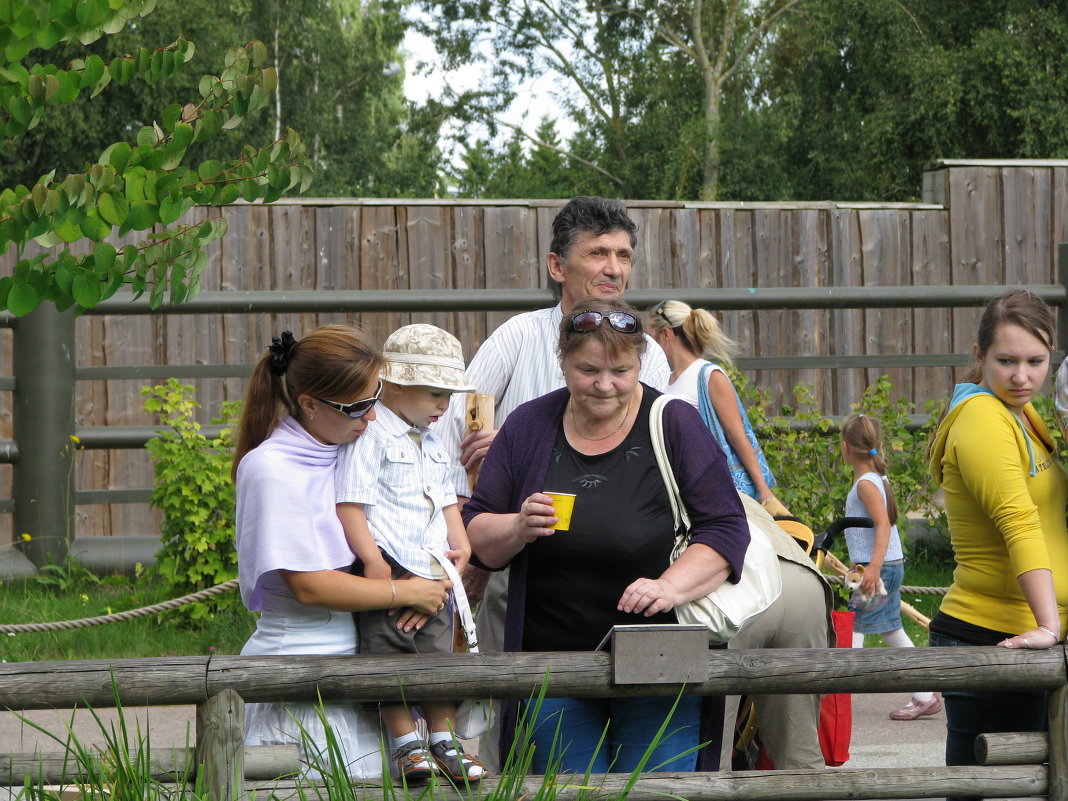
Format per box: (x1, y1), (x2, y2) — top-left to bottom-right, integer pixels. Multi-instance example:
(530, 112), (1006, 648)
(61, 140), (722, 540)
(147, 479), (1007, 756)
(443, 503), (471, 573)
(617, 542), (731, 616)
(466, 492), (558, 568)
(856, 479), (890, 597)
(706, 370), (780, 507)
(955, 400), (1060, 648)
(279, 568), (449, 615)
(1001, 568), (1061, 649)
(336, 502), (392, 580)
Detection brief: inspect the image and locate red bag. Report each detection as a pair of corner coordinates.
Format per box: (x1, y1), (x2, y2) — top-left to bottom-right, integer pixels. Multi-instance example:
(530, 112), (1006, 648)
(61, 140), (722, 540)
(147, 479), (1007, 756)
(818, 609), (854, 766)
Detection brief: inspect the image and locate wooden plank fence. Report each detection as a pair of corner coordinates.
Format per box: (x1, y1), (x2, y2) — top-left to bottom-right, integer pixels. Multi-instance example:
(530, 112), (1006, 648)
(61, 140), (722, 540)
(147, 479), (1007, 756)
(1, 644), (1066, 801)
(0, 159), (1066, 546)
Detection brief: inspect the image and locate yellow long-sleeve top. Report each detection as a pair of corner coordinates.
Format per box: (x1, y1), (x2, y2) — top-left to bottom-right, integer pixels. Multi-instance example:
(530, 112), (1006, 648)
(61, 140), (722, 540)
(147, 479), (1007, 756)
(929, 385), (1068, 635)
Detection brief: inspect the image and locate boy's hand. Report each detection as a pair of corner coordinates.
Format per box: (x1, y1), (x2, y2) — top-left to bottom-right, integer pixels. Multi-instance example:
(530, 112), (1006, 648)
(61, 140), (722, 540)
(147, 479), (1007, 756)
(446, 546), (470, 574)
(363, 559), (392, 582)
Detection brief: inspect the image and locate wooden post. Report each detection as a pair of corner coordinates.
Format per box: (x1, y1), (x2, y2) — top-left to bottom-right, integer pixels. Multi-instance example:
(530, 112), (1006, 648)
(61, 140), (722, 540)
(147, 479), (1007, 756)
(1048, 681), (1068, 801)
(196, 689), (245, 801)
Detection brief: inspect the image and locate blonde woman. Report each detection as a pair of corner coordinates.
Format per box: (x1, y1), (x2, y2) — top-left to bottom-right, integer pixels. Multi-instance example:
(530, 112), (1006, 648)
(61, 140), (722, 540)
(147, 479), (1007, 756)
(648, 300), (787, 515)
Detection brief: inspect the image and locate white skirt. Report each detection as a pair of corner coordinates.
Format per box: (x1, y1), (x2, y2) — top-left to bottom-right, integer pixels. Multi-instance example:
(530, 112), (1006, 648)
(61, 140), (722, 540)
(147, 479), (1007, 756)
(241, 609), (385, 780)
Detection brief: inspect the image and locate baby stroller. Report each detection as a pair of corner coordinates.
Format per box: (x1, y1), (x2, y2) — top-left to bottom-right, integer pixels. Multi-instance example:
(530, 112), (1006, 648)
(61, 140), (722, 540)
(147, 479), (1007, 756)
(731, 513), (873, 770)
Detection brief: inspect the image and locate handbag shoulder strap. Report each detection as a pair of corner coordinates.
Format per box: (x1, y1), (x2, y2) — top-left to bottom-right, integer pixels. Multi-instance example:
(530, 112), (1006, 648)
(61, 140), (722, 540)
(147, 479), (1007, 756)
(649, 394), (691, 533)
(697, 362), (730, 452)
(425, 547), (479, 653)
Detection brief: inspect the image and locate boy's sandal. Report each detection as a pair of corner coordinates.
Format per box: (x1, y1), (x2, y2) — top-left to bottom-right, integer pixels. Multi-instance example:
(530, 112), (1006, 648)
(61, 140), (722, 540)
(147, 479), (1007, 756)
(392, 740), (439, 783)
(429, 739), (487, 782)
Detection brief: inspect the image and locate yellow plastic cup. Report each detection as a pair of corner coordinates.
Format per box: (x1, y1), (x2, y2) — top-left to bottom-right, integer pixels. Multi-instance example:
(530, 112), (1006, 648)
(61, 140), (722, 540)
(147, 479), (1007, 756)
(544, 492), (576, 531)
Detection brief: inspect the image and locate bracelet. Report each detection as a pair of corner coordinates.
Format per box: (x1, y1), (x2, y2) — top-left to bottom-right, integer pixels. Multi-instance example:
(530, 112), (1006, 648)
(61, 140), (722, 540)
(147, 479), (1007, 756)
(1038, 625), (1059, 640)
(387, 579), (397, 611)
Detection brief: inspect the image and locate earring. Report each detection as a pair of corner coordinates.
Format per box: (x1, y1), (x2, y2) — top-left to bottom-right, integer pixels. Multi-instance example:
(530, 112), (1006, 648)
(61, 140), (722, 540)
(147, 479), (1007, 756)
(309, 413), (315, 421)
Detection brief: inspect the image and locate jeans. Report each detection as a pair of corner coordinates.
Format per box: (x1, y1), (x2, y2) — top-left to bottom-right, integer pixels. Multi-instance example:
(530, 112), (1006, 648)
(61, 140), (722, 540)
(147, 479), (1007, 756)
(929, 631), (1048, 800)
(522, 695), (701, 774)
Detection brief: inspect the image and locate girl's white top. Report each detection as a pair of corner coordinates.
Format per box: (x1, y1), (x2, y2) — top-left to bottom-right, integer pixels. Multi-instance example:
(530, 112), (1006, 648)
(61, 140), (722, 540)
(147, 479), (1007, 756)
(665, 357), (722, 408)
(844, 471), (904, 564)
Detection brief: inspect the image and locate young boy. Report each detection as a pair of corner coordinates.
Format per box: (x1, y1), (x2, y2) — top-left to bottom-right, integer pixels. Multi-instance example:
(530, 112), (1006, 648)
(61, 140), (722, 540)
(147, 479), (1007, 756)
(335, 323), (485, 784)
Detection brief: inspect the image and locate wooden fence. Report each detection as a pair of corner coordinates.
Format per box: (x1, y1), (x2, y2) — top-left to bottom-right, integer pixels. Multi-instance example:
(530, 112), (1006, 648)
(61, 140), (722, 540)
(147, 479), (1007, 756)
(0, 159), (1066, 546)
(1, 643), (1066, 800)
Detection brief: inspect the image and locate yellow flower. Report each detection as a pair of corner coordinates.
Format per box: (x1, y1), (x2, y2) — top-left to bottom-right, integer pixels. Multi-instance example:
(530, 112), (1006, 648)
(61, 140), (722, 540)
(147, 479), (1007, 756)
(69, 435), (81, 444)
(19, 533), (30, 542)
(80, 594), (89, 604)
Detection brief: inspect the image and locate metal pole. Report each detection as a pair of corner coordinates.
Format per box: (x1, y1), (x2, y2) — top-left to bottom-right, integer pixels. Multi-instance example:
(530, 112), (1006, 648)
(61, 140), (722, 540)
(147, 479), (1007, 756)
(12, 304), (75, 566)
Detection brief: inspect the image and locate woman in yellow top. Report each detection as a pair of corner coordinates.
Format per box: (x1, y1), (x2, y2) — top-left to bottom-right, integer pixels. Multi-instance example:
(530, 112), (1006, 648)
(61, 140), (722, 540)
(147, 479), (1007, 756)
(928, 288), (1068, 784)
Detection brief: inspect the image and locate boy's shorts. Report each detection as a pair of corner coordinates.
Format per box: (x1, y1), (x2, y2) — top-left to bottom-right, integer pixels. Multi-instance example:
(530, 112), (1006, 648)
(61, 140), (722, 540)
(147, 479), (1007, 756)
(355, 561), (454, 656)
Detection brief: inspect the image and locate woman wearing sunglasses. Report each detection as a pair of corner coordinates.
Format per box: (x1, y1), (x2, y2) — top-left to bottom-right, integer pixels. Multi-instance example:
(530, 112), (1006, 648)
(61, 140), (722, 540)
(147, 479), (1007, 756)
(232, 325), (450, 780)
(463, 297), (749, 773)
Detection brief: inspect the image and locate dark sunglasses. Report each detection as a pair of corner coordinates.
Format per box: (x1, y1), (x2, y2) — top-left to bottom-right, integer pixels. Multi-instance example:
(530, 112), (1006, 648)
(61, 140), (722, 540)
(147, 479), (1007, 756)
(568, 310), (640, 334)
(315, 380), (383, 419)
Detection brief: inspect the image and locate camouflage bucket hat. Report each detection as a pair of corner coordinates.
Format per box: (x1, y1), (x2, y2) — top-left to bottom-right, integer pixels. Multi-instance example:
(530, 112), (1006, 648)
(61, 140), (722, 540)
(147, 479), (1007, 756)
(381, 324), (476, 392)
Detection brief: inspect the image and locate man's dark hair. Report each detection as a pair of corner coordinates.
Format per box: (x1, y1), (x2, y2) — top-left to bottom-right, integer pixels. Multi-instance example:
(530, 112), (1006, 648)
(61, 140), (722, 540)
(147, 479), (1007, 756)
(549, 196), (638, 259)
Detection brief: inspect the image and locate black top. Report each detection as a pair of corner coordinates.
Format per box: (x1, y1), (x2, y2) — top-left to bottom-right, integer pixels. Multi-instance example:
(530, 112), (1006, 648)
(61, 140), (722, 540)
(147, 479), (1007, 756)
(523, 390), (677, 652)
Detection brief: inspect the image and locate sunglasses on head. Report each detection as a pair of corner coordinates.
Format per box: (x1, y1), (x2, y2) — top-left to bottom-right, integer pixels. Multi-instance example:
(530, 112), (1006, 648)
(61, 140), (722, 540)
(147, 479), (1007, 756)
(314, 379), (383, 419)
(568, 310), (640, 334)
(650, 301), (670, 321)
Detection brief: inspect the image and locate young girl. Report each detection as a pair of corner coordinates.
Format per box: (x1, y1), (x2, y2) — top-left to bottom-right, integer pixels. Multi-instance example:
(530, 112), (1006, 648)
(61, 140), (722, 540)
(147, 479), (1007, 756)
(840, 413), (940, 721)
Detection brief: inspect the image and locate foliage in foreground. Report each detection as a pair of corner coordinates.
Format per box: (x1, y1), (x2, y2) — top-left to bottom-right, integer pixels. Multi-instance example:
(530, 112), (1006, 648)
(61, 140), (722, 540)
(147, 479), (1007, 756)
(0, 0), (312, 316)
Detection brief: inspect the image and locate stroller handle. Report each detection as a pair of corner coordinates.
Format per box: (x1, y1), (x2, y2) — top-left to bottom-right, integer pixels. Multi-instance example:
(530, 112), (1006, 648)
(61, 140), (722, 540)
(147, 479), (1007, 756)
(814, 516), (874, 553)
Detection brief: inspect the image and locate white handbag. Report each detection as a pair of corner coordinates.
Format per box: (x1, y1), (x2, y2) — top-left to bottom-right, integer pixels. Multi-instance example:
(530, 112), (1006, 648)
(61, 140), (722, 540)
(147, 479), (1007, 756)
(649, 395), (783, 645)
(426, 548), (494, 739)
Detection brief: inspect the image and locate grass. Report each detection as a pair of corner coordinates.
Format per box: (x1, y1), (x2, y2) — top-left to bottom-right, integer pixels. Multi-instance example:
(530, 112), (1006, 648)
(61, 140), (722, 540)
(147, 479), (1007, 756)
(0, 574), (254, 662)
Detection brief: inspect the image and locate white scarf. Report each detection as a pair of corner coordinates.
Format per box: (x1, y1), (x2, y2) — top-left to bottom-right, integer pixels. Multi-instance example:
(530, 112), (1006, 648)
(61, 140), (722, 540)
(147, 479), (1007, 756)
(236, 416), (356, 611)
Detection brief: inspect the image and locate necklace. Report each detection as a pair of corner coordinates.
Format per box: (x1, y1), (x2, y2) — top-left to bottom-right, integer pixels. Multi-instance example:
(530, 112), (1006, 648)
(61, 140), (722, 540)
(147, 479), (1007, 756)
(568, 395), (634, 441)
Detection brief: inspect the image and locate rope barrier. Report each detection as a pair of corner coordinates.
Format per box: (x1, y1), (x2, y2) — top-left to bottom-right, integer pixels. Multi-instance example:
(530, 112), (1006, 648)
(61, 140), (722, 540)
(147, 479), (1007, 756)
(0, 579), (239, 634)
(824, 574), (948, 595)
(1, 576), (949, 635)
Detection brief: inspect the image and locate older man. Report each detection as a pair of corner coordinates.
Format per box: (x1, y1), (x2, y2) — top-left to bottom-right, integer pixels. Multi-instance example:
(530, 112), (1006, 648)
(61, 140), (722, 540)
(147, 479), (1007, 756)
(434, 196), (669, 767)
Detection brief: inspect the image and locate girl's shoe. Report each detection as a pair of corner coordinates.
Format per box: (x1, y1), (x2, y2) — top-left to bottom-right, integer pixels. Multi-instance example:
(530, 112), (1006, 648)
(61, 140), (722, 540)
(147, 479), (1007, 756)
(429, 739), (487, 782)
(889, 695), (942, 720)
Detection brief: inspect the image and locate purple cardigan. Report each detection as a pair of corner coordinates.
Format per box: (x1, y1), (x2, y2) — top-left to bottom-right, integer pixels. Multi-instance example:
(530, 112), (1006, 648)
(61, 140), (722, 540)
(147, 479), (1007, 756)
(462, 385), (749, 770)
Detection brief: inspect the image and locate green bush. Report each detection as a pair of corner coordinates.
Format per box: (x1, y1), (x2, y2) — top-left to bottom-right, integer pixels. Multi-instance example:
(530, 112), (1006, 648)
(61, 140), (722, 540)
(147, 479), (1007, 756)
(141, 379), (241, 620)
(737, 373), (945, 544)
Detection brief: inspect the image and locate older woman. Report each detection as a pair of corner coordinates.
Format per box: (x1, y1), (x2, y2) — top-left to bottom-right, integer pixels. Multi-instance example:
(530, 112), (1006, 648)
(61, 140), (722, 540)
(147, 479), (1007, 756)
(462, 297), (749, 774)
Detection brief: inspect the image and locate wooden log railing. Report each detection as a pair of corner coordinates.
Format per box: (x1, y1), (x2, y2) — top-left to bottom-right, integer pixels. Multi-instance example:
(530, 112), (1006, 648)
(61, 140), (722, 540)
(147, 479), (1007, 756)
(1, 645), (1067, 801)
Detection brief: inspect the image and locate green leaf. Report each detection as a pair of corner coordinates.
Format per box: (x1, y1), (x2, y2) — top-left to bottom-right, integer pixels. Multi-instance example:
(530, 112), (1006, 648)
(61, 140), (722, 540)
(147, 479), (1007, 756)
(161, 102), (182, 131)
(72, 271), (102, 308)
(101, 140), (131, 174)
(124, 201), (156, 231)
(159, 195), (191, 224)
(36, 21), (64, 50)
(80, 54), (104, 88)
(217, 184), (239, 205)
(97, 190), (127, 226)
(79, 209), (110, 241)
(7, 282), (39, 316)
(135, 125), (157, 147)
(167, 121), (193, 154)
(197, 159), (222, 181)
(93, 241), (116, 273)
